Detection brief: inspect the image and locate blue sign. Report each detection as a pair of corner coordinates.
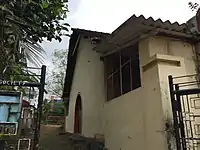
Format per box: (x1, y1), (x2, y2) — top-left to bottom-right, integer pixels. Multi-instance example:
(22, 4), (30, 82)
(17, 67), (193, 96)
(0, 91), (22, 135)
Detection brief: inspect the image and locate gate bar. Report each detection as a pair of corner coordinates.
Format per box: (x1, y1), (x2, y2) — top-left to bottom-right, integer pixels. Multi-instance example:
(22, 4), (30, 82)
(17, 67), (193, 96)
(168, 75), (182, 150)
(174, 88), (200, 95)
(175, 84), (187, 149)
(33, 65), (46, 149)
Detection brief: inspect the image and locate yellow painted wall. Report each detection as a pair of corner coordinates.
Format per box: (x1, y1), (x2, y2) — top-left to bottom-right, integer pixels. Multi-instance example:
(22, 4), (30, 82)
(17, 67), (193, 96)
(66, 35), (197, 150)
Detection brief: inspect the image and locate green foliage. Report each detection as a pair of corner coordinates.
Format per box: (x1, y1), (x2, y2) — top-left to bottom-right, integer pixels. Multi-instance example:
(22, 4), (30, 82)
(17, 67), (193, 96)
(50, 101), (65, 116)
(1, 0), (69, 43)
(188, 2), (199, 11)
(46, 47), (67, 113)
(188, 2), (200, 14)
(42, 99), (51, 122)
(42, 99), (65, 123)
(46, 49), (67, 96)
(0, 134), (4, 140)
(0, 0), (69, 81)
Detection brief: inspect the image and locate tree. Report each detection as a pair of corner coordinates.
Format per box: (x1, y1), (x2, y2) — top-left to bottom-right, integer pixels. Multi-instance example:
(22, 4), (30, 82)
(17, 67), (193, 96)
(0, 0), (69, 80)
(189, 2), (199, 11)
(47, 49), (67, 96)
(50, 101), (65, 116)
(42, 98), (51, 123)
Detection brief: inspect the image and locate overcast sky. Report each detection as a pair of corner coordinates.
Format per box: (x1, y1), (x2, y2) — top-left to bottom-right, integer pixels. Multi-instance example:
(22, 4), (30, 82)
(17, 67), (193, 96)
(41, 0), (198, 69)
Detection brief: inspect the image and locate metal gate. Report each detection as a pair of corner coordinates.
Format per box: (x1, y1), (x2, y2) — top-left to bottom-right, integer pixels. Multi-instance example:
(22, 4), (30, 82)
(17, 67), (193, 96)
(0, 65), (46, 150)
(169, 74), (200, 150)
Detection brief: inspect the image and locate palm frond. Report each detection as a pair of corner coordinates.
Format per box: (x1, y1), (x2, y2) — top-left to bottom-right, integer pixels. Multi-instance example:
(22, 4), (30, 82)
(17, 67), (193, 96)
(19, 38), (45, 67)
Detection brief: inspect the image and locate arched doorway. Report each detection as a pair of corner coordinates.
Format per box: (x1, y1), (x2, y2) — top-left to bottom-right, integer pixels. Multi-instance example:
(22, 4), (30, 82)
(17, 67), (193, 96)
(74, 94), (82, 133)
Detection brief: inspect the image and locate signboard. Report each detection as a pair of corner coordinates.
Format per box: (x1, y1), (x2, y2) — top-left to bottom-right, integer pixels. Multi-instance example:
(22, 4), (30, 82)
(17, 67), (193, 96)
(0, 91), (22, 135)
(0, 80), (40, 87)
(0, 81), (26, 86)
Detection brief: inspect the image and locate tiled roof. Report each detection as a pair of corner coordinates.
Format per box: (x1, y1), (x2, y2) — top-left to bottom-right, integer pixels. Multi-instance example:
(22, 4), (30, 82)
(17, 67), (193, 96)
(112, 14), (187, 35)
(94, 14), (197, 53)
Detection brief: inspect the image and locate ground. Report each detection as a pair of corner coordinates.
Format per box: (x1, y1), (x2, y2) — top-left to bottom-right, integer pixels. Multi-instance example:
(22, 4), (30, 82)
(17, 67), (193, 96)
(39, 124), (72, 150)
(39, 124), (106, 150)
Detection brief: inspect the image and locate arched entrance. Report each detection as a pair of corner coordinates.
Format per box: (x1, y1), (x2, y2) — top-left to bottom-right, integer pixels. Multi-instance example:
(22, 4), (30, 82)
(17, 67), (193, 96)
(74, 94), (82, 133)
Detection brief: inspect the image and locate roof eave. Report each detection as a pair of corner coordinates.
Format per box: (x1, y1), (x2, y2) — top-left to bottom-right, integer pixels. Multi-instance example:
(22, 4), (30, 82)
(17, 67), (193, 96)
(62, 31), (80, 99)
(100, 29), (198, 57)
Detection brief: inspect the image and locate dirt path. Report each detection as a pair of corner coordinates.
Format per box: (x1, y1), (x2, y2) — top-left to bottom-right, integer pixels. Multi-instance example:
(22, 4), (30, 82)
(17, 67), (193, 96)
(39, 124), (72, 150)
(39, 124), (106, 150)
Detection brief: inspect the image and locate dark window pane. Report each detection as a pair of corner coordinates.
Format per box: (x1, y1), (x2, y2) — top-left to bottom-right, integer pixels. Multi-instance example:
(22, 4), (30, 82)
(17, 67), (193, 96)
(121, 47), (131, 65)
(112, 52), (120, 73)
(113, 71), (121, 98)
(105, 52), (120, 100)
(122, 63), (131, 94)
(107, 77), (114, 100)
(106, 55), (113, 76)
(131, 57), (141, 90)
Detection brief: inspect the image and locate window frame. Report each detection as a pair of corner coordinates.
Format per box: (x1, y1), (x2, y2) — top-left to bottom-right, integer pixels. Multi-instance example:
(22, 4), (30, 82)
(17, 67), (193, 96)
(105, 43), (141, 101)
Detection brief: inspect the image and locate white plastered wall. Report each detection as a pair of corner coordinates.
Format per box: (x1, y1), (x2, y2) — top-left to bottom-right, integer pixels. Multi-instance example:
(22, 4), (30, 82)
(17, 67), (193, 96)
(66, 35), (197, 150)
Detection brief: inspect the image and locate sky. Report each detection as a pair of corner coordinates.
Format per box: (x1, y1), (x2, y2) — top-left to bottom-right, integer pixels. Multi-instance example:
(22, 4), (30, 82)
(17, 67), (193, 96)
(41, 0), (198, 69)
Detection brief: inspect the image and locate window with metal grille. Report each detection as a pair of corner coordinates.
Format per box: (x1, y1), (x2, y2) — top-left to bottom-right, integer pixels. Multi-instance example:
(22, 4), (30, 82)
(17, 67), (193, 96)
(105, 43), (141, 101)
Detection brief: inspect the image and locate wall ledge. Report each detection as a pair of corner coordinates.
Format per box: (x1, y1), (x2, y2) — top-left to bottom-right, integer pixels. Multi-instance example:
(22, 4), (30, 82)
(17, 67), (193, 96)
(142, 54), (182, 72)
